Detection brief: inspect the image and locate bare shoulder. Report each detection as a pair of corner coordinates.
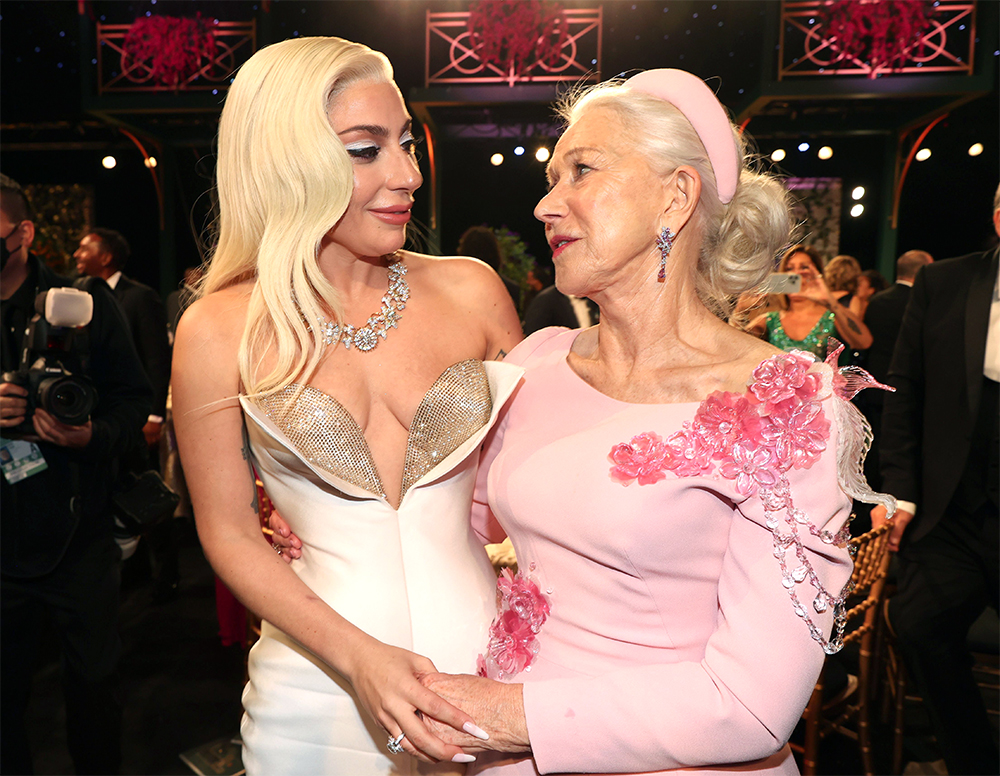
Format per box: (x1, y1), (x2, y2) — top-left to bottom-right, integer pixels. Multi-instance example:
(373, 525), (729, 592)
(403, 251), (505, 295)
(173, 282), (252, 382)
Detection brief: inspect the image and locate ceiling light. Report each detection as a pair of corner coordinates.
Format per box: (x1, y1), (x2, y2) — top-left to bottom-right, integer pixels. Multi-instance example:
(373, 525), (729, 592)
(514, 146), (525, 156)
(144, 156), (157, 168)
(851, 186), (865, 200)
(490, 153), (504, 167)
(915, 148), (931, 162)
(817, 146), (833, 160)
(102, 155), (117, 169)
(535, 146), (550, 163)
(850, 204), (864, 218)
(968, 143), (984, 157)
(797, 142), (810, 152)
(770, 148), (786, 162)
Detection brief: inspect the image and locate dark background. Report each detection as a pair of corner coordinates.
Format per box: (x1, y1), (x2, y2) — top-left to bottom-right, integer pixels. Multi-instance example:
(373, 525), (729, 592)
(1, 0), (997, 295)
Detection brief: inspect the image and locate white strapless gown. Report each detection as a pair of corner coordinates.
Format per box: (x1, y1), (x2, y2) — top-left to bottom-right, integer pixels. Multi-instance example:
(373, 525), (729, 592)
(238, 359), (523, 775)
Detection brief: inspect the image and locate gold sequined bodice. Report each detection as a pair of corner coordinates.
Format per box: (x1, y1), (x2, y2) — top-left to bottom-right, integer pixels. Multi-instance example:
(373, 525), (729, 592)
(253, 359), (492, 501)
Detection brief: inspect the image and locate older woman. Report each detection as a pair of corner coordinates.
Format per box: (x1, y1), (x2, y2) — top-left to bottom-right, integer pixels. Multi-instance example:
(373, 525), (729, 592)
(412, 70), (892, 775)
(748, 245), (872, 360)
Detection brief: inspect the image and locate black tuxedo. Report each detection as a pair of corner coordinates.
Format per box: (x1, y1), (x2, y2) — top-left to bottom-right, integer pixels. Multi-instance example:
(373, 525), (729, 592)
(113, 274), (171, 418)
(880, 248), (999, 775)
(881, 251), (999, 538)
(523, 285), (598, 335)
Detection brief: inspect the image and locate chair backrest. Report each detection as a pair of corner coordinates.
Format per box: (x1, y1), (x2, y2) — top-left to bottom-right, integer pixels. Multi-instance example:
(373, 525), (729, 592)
(842, 522), (893, 647)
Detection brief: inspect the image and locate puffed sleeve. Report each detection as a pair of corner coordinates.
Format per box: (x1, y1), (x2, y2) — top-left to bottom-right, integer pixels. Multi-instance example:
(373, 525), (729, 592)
(522, 392), (854, 774)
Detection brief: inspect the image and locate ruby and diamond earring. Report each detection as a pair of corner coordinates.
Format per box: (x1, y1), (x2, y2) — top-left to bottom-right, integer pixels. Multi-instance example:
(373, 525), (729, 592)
(656, 226), (675, 282)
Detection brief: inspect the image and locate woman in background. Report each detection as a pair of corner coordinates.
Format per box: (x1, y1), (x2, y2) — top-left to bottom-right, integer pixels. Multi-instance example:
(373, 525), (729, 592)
(748, 244), (872, 359)
(853, 268), (889, 320)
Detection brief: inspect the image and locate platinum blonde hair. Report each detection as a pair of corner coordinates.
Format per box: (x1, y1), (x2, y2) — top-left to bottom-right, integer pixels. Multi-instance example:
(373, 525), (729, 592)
(200, 36), (393, 396)
(558, 82), (792, 319)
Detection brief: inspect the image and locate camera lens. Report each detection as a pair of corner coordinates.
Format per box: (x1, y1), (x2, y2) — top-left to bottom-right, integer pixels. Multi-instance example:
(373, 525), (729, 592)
(38, 375), (98, 425)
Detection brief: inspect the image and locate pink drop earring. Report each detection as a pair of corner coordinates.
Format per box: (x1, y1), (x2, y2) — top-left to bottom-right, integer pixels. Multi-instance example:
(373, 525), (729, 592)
(656, 226), (675, 282)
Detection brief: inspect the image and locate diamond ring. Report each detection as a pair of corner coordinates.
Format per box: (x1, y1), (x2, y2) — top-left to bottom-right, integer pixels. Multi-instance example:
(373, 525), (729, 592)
(387, 732), (406, 755)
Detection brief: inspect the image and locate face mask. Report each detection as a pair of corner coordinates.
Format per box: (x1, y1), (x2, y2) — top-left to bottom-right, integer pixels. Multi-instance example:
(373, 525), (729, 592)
(1, 222), (23, 271)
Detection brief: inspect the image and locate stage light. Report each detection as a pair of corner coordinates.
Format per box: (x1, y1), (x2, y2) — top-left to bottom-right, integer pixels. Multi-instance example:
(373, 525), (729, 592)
(535, 146), (550, 163)
(915, 148), (931, 162)
(514, 146), (525, 156)
(851, 186), (865, 200)
(490, 153), (504, 167)
(770, 148), (786, 162)
(797, 142), (810, 152)
(102, 155), (117, 169)
(144, 156), (158, 169)
(968, 142), (984, 157)
(850, 204), (864, 218)
(817, 146), (833, 160)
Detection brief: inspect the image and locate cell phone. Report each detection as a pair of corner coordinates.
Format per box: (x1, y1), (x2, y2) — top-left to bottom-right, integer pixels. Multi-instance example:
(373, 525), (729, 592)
(760, 272), (802, 295)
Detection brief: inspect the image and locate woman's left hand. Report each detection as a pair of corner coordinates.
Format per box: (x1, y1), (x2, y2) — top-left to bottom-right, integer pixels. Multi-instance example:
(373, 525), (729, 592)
(266, 509), (302, 562)
(419, 673), (531, 754)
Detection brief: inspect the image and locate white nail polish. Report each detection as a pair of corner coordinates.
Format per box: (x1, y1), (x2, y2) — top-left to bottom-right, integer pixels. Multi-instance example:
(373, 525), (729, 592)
(463, 722), (489, 740)
(451, 753), (476, 763)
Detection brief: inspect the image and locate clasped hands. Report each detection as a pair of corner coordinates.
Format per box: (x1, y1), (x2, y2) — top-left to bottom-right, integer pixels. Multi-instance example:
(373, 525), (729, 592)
(267, 510), (530, 761)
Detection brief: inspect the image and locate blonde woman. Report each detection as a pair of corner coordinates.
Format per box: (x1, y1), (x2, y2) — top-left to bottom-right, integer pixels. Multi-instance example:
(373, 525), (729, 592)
(172, 37), (521, 773)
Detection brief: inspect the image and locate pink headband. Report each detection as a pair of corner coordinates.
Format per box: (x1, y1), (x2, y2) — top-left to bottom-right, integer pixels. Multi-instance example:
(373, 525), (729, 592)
(624, 69), (739, 204)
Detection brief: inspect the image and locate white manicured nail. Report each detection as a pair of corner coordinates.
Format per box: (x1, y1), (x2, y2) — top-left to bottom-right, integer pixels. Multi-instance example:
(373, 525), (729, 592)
(463, 722), (489, 740)
(452, 753), (476, 763)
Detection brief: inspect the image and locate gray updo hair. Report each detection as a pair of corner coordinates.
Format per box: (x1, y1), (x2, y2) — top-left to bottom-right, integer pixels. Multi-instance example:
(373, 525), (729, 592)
(558, 81), (792, 319)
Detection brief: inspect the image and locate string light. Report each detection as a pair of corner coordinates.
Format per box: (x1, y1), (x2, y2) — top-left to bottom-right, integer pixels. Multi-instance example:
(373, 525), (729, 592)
(770, 148), (786, 162)
(851, 186), (865, 200)
(144, 156), (157, 168)
(817, 146), (833, 160)
(915, 148), (931, 161)
(535, 147), (550, 163)
(850, 204), (864, 218)
(102, 155), (117, 169)
(490, 153), (504, 166)
(968, 143), (984, 157)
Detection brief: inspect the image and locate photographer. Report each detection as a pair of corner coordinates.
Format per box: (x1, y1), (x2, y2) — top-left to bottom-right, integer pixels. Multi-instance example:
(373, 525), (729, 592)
(0, 174), (152, 775)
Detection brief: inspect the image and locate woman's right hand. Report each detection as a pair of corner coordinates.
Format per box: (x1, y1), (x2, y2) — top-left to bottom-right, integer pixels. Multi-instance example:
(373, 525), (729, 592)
(346, 642), (483, 764)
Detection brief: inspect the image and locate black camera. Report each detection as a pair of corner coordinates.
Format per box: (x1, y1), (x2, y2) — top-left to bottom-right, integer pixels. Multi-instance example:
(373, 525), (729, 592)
(2, 287), (98, 437)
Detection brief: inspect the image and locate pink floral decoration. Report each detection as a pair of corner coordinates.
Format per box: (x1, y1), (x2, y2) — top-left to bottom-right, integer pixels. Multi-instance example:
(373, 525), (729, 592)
(609, 432), (673, 486)
(718, 443), (781, 497)
(663, 427), (714, 477)
(693, 391), (763, 456)
(749, 351), (821, 414)
(478, 569), (550, 680)
(760, 399), (830, 471)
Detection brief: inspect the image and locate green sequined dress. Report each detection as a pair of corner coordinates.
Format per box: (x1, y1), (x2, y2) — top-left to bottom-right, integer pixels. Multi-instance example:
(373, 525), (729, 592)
(764, 310), (836, 360)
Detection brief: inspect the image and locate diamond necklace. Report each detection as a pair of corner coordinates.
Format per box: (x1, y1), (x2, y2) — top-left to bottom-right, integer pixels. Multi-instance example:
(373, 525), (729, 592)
(315, 260), (409, 353)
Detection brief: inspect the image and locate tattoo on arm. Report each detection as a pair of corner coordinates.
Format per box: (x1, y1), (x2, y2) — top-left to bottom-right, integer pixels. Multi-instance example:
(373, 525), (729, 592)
(847, 318), (862, 335)
(241, 421), (260, 515)
(495, 348), (507, 361)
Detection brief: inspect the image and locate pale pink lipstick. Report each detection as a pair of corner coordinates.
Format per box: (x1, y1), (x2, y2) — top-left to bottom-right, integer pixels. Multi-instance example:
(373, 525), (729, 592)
(370, 205), (412, 226)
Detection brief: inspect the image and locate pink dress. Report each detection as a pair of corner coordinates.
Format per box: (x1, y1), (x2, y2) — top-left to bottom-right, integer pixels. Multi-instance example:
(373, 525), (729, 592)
(470, 328), (866, 776)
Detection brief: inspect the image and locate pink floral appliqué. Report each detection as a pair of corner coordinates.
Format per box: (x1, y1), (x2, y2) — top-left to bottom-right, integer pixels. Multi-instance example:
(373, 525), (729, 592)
(478, 568), (551, 681)
(609, 432), (672, 486)
(749, 351), (822, 414)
